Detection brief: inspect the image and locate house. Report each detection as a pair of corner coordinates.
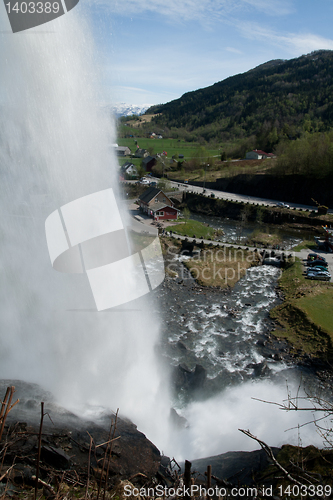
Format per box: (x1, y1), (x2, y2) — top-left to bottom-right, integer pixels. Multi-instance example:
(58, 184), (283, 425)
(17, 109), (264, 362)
(142, 155), (156, 172)
(150, 204), (179, 221)
(120, 161), (139, 179)
(245, 149), (269, 160)
(138, 187), (179, 220)
(115, 146), (131, 156)
(134, 148), (149, 158)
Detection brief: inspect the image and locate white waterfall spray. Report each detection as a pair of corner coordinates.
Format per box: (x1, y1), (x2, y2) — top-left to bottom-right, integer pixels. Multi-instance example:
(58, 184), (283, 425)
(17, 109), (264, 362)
(0, 7), (171, 448)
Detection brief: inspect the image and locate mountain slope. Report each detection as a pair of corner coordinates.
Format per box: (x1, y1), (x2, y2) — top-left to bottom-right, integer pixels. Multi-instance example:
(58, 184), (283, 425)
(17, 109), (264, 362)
(147, 50), (333, 145)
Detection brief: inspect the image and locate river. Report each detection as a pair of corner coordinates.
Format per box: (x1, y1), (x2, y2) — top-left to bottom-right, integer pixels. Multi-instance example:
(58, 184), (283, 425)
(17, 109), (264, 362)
(189, 212), (314, 249)
(152, 248), (332, 460)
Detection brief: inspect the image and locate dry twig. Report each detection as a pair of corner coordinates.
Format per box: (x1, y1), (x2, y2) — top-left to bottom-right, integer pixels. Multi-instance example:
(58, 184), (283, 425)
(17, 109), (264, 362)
(239, 429), (303, 486)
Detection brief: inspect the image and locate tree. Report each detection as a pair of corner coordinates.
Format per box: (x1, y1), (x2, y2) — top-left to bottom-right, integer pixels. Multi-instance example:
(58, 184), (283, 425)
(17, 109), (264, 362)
(182, 207), (190, 220)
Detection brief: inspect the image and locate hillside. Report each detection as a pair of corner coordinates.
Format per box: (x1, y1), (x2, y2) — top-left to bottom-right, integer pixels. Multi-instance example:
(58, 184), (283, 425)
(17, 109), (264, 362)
(146, 50), (333, 149)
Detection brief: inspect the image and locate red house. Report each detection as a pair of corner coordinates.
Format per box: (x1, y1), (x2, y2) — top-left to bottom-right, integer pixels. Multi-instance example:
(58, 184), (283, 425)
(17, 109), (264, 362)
(138, 187), (179, 220)
(151, 204), (179, 221)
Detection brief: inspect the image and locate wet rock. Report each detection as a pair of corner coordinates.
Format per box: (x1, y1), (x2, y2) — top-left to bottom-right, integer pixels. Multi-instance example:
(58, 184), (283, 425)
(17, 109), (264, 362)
(176, 341), (187, 351)
(10, 464), (35, 486)
(41, 445), (71, 469)
(2, 383), (161, 483)
(256, 339), (267, 347)
(251, 361), (270, 377)
(193, 364), (207, 387)
(172, 363), (207, 392)
(169, 408), (188, 429)
(187, 447), (281, 487)
(0, 483), (19, 498)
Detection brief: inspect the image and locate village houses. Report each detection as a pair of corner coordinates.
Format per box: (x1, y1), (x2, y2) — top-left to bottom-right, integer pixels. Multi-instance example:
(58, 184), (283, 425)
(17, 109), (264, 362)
(138, 187), (179, 221)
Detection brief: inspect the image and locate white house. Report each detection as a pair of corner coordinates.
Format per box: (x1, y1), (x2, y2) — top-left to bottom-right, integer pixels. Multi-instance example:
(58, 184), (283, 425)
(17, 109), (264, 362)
(245, 149), (269, 160)
(115, 146), (131, 156)
(120, 162), (139, 179)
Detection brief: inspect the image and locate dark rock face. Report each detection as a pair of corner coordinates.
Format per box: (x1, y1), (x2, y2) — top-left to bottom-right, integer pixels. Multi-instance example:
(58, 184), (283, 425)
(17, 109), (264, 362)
(186, 448), (281, 487)
(2, 417), (161, 489)
(251, 360), (271, 378)
(172, 363), (207, 393)
(1, 380), (161, 487)
(41, 445), (71, 469)
(169, 408), (188, 429)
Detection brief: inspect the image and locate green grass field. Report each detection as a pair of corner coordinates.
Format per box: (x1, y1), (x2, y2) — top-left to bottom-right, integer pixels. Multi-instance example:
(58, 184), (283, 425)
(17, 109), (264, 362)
(118, 137), (220, 160)
(299, 290), (333, 335)
(165, 219), (215, 239)
(270, 258), (333, 357)
(291, 240), (318, 251)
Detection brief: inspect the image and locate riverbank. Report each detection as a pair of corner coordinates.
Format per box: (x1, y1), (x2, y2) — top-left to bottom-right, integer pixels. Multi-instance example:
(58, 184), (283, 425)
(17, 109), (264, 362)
(181, 191), (333, 231)
(270, 258), (333, 366)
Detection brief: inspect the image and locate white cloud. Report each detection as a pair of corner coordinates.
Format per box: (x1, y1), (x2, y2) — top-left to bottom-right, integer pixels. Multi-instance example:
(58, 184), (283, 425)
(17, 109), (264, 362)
(285, 33), (333, 55)
(225, 47), (243, 54)
(89, 0), (290, 24)
(237, 22), (333, 55)
(241, 0), (294, 16)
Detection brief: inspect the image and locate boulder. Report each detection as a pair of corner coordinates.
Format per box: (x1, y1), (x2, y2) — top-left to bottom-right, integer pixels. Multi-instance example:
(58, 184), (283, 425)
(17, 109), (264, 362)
(169, 408), (188, 429)
(41, 445), (71, 469)
(172, 363), (207, 392)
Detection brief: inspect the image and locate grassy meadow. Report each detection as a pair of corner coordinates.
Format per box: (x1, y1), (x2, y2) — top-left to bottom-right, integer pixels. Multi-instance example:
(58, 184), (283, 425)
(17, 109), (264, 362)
(270, 258), (333, 358)
(164, 219), (216, 239)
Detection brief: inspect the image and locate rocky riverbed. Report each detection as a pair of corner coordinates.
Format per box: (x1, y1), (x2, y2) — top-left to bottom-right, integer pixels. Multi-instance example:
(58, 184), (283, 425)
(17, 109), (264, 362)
(155, 257), (314, 404)
(2, 252), (333, 498)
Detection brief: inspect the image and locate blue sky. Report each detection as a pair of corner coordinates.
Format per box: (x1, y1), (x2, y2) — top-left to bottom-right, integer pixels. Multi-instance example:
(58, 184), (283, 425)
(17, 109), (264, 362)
(82, 0), (333, 107)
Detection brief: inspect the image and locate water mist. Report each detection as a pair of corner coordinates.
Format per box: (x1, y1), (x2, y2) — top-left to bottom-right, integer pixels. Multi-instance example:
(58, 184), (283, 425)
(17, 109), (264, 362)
(0, 8), (171, 449)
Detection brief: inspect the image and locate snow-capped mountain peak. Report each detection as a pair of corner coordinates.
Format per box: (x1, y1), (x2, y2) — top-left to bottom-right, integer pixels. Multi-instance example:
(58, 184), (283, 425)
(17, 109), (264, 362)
(108, 103), (152, 117)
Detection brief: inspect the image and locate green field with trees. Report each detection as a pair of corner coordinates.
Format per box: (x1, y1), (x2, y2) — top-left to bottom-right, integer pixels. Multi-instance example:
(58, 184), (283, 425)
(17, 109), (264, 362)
(117, 50), (333, 206)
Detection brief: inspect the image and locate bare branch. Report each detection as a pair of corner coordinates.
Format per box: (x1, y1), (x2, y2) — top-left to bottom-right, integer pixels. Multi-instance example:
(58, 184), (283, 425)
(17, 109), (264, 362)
(239, 429), (303, 486)
(0, 464), (14, 482)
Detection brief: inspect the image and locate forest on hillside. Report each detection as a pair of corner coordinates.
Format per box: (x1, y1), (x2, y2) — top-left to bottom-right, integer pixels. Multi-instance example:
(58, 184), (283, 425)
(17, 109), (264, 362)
(144, 50), (333, 153)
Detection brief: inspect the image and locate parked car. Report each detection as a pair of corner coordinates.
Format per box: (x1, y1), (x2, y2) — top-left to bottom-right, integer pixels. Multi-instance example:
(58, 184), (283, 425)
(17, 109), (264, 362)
(307, 259), (328, 268)
(275, 202), (290, 208)
(140, 178), (150, 185)
(149, 181), (157, 187)
(307, 253), (326, 262)
(307, 270), (331, 281)
(306, 266), (328, 274)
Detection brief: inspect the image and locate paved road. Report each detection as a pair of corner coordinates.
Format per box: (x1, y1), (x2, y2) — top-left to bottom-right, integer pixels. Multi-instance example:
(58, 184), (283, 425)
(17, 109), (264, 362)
(133, 177), (333, 214)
